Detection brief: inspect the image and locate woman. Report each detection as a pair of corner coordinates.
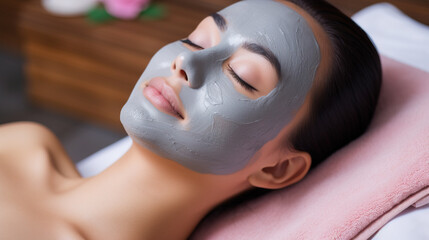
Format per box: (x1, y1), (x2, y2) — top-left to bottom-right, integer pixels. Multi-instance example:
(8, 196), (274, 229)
(0, 0), (381, 239)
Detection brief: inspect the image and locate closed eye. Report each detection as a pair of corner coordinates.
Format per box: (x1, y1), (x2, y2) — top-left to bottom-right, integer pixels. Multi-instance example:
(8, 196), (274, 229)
(180, 38), (204, 50)
(227, 64), (257, 92)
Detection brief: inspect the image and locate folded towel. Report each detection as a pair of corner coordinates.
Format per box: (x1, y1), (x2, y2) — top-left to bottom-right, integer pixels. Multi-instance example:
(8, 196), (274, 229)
(191, 57), (429, 239)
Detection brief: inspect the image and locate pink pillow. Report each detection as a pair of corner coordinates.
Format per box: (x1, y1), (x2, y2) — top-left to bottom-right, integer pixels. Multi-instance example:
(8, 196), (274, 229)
(191, 56), (429, 239)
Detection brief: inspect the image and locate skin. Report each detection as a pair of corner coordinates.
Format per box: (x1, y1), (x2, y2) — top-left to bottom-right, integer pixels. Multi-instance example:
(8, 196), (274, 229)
(0, 1), (332, 239)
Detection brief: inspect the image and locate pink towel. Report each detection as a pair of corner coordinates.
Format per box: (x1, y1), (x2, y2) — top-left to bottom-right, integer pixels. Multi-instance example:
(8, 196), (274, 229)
(192, 56), (429, 240)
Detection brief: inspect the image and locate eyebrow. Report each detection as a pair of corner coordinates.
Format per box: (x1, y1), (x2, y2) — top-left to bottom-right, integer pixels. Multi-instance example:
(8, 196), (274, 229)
(243, 42), (281, 79)
(210, 13), (227, 31)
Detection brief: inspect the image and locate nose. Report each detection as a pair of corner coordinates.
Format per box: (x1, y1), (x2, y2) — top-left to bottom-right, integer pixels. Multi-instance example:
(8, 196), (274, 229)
(170, 51), (205, 89)
(171, 54), (189, 84)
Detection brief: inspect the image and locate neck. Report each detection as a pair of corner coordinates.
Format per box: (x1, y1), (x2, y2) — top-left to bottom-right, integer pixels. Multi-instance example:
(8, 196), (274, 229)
(95, 141), (248, 240)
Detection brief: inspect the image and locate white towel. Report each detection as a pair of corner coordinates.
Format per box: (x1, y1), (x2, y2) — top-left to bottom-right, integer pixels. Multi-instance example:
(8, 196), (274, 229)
(352, 3), (429, 73)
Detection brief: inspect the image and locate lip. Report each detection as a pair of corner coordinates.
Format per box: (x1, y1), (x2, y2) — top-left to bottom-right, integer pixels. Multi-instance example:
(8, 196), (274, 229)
(143, 77), (185, 119)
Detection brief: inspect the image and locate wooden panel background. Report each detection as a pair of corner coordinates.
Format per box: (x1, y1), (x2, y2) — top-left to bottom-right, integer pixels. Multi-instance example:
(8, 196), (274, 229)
(14, 0), (429, 131)
(0, 0), (29, 51)
(19, 0), (215, 131)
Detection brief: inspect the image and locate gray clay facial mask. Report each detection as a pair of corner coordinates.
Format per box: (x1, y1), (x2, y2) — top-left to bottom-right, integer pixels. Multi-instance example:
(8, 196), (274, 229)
(121, 0), (320, 174)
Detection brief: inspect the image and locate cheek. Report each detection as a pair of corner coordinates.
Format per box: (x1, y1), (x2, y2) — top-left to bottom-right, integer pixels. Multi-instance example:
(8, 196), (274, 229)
(205, 81), (223, 106)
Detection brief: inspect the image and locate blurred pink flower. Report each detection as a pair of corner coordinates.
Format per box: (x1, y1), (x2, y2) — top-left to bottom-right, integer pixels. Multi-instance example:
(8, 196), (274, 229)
(102, 0), (150, 19)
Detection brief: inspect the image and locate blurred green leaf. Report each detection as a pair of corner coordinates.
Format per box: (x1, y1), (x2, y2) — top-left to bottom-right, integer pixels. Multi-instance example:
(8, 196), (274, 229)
(140, 3), (166, 20)
(88, 5), (115, 23)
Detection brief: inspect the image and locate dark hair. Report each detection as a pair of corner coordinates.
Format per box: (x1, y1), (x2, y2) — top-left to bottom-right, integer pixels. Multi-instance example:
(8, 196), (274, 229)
(287, 0), (382, 169)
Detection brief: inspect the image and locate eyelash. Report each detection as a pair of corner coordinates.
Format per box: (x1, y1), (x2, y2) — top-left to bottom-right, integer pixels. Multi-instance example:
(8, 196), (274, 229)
(227, 64), (257, 92)
(181, 38), (257, 93)
(180, 38), (204, 50)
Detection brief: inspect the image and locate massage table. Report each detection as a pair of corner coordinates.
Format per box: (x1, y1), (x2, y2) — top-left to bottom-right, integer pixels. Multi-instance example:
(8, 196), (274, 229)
(76, 3), (429, 239)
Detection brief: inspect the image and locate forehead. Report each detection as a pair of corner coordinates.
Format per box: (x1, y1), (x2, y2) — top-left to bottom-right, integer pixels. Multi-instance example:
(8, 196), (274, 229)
(218, 0), (319, 81)
(219, 0), (303, 30)
(219, 1), (308, 45)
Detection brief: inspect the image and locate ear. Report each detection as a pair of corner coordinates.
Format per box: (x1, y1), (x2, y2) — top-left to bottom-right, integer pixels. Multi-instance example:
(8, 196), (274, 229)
(248, 151), (311, 189)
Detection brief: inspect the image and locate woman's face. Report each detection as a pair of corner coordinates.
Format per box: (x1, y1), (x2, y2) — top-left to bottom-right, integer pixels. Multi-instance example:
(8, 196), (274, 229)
(121, 0), (320, 175)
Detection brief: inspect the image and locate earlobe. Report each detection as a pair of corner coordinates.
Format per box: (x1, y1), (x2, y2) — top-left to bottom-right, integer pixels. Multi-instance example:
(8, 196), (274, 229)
(248, 151), (311, 189)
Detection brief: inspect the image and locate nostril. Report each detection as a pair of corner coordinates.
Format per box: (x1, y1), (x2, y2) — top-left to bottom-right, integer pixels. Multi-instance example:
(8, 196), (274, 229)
(180, 70), (188, 81)
(172, 62), (176, 70)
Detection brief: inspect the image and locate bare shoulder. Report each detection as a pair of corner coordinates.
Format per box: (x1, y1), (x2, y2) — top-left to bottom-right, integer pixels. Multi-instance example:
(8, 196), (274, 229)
(0, 121), (81, 178)
(0, 121), (66, 156)
(0, 121), (58, 148)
